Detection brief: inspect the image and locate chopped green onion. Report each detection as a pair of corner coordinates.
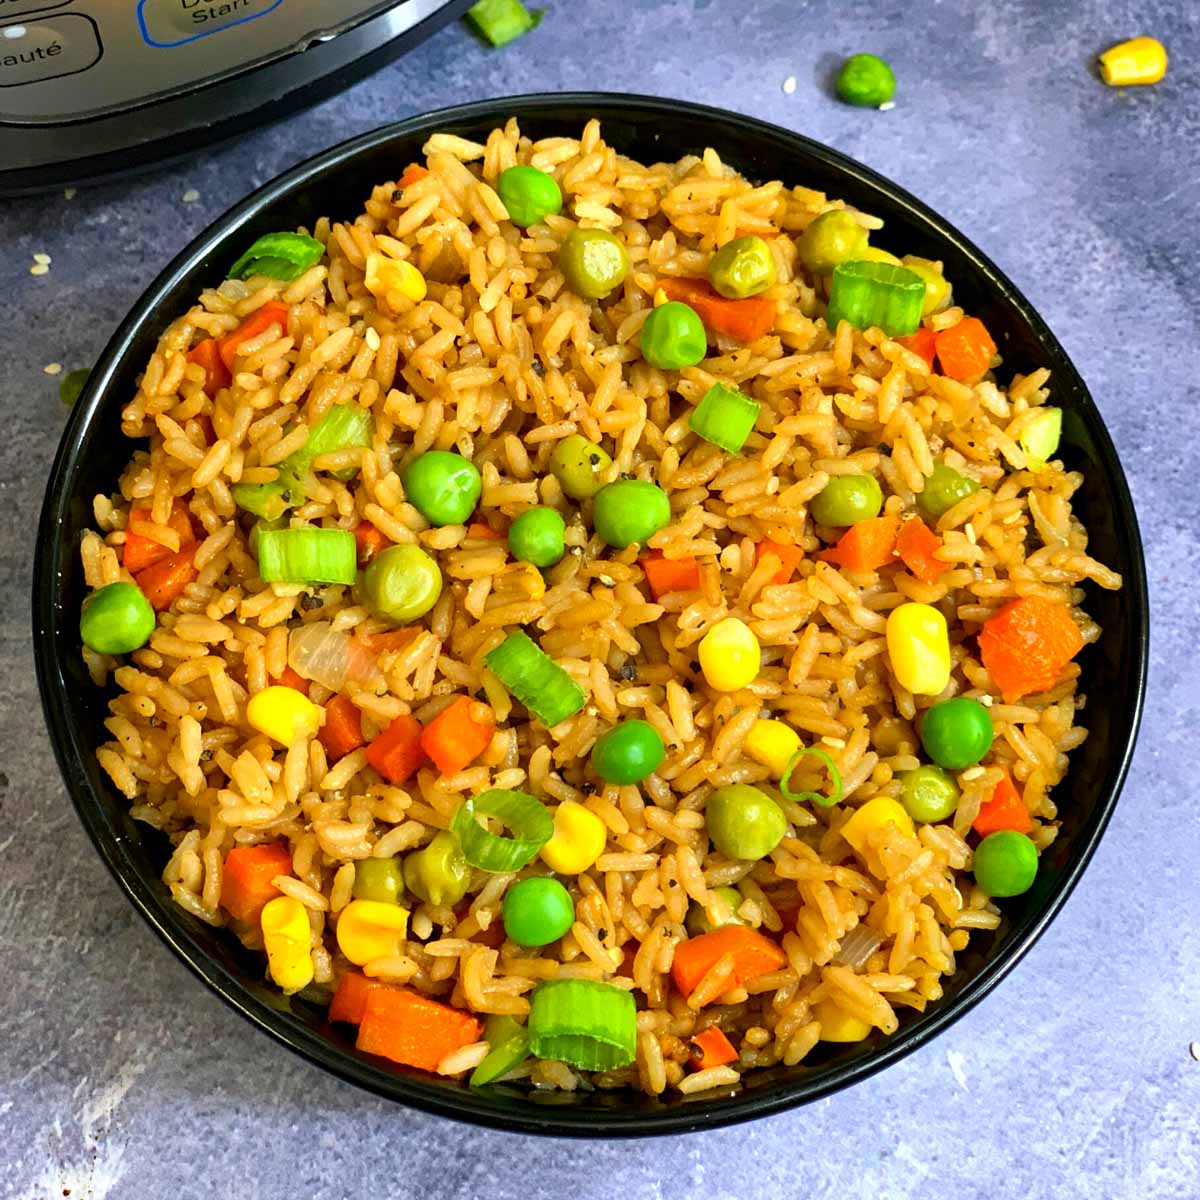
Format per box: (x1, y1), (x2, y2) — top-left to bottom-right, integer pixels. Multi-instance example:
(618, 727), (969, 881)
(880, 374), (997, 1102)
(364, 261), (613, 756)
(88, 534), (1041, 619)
(59, 367), (90, 408)
(451, 789), (553, 872)
(248, 514), (288, 559)
(1018, 407), (1062, 469)
(256, 527), (357, 585)
(470, 1014), (531, 1086)
(826, 260), (924, 337)
(689, 383), (760, 454)
(528, 979), (636, 1071)
(232, 480), (292, 520)
(780, 746), (844, 808)
(465, 0), (542, 47)
(484, 630), (586, 727)
(229, 232), (325, 282)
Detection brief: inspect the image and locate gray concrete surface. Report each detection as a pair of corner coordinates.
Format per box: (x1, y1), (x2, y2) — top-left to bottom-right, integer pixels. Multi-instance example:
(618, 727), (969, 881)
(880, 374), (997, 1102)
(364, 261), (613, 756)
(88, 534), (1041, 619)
(1, 1), (1197, 1197)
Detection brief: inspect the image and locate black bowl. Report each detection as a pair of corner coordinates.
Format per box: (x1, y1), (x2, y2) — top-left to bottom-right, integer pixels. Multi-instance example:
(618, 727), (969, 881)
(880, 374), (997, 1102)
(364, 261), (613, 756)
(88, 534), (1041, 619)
(33, 93), (1149, 1137)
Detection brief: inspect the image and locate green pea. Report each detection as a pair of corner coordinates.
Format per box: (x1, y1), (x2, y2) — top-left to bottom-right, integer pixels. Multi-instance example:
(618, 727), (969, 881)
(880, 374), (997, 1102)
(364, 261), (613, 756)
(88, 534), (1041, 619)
(920, 697), (994, 770)
(592, 479), (671, 549)
(973, 830), (1038, 898)
(797, 210), (869, 275)
(79, 582), (155, 656)
(917, 464), (979, 519)
(548, 435), (613, 501)
(403, 831), (471, 907)
(496, 165), (563, 228)
(836, 53), (897, 108)
(590, 719), (665, 786)
(508, 506), (566, 568)
(401, 450), (482, 526)
(352, 857), (405, 905)
(59, 367), (91, 408)
(706, 784), (787, 861)
(899, 765), (960, 824)
(361, 544), (442, 624)
(685, 885), (746, 935)
(558, 228), (629, 300)
(502, 876), (575, 947)
(810, 474), (884, 526)
(640, 301), (707, 370)
(708, 236), (776, 299)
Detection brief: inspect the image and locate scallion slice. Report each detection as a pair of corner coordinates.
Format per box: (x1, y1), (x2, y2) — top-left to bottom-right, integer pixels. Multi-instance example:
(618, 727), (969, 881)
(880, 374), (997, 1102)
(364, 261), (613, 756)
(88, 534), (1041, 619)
(528, 979), (636, 1071)
(1018, 407), (1062, 468)
(826, 260), (925, 337)
(780, 746), (843, 808)
(689, 382), (760, 454)
(484, 630), (586, 727)
(465, 0), (542, 47)
(256, 527), (357, 585)
(229, 232), (325, 282)
(451, 789), (553, 872)
(231, 479), (292, 520)
(469, 1014), (531, 1086)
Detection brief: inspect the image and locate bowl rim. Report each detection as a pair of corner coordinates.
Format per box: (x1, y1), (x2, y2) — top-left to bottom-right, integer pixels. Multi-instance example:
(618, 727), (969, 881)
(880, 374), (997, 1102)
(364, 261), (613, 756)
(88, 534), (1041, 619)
(33, 91), (1149, 1137)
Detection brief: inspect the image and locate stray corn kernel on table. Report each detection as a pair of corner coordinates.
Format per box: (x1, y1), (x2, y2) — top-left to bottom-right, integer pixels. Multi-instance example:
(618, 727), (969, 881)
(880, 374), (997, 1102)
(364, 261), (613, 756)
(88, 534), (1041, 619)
(1, 0), (1197, 1197)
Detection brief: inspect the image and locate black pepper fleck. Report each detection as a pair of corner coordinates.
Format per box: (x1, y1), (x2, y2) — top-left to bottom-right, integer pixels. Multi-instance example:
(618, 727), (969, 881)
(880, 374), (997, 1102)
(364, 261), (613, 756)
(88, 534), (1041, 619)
(619, 662), (637, 682)
(531, 360), (545, 376)
(300, 592), (323, 611)
(579, 780), (596, 795)
(597, 928), (607, 940)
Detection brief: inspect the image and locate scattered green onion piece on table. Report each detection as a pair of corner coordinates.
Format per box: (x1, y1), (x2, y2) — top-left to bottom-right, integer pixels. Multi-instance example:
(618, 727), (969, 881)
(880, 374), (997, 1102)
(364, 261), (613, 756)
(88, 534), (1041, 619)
(826, 260), (924, 337)
(528, 979), (637, 1071)
(451, 789), (554, 872)
(465, 0), (542, 47)
(780, 745), (844, 807)
(256, 527), (357, 585)
(689, 383), (760, 454)
(836, 53), (897, 108)
(59, 367), (90, 408)
(1018, 407), (1062, 469)
(229, 232), (325, 282)
(469, 1015), (531, 1086)
(484, 630), (587, 727)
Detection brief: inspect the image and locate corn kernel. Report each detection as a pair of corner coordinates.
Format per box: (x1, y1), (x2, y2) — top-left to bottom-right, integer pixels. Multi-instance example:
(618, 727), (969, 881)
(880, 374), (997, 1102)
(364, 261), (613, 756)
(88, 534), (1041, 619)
(901, 255), (951, 315)
(857, 245), (901, 266)
(364, 252), (427, 303)
(698, 617), (761, 692)
(744, 719), (802, 777)
(885, 602), (950, 695)
(1098, 37), (1167, 87)
(335, 898), (410, 966)
(260, 896), (314, 994)
(653, 287), (668, 307)
(840, 797), (916, 867)
(814, 997), (873, 1042)
(246, 685), (322, 746)
(539, 800), (607, 875)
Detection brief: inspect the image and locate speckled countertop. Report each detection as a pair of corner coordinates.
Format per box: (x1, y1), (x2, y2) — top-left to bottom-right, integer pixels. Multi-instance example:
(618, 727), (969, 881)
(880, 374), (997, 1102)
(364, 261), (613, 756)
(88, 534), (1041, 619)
(2, 1), (1197, 1196)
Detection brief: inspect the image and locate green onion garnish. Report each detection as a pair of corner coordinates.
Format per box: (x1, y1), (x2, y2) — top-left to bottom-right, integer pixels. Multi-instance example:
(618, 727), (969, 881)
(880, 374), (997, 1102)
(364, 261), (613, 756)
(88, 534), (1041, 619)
(59, 367), (91, 408)
(826, 260), (925, 337)
(465, 0), (542, 47)
(451, 789), (553, 872)
(528, 979), (637, 1071)
(470, 1014), (531, 1086)
(229, 232), (325, 282)
(232, 479), (292, 520)
(689, 382), (760, 454)
(256, 527), (357, 585)
(1018, 407), (1062, 469)
(780, 746), (844, 807)
(484, 630), (586, 727)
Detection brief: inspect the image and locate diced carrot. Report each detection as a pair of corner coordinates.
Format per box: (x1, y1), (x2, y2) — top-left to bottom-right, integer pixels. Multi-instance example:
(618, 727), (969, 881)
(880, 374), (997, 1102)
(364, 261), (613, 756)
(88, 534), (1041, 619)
(895, 517), (946, 584)
(220, 842), (292, 924)
(818, 514), (900, 573)
(320, 694), (366, 762)
(640, 551), (701, 599)
(365, 714), (426, 785)
(134, 547), (198, 611)
(978, 596), (1084, 703)
(329, 971), (394, 1025)
(973, 769), (1032, 836)
(355, 987), (482, 1071)
(276, 666), (310, 695)
(420, 696), (495, 776)
(397, 163), (430, 190)
(896, 326), (937, 368)
(933, 316), (997, 384)
(122, 499), (196, 574)
(356, 627), (420, 655)
(754, 538), (804, 585)
(186, 337), (232, 397)
(689, 1025), (739, 1070)
(670, 926), (787, 1000)
(352, 520), (390, 565)
(466, 521), (503, 541)
(217, 301), (291, 372)
(655, 277), (777, 343)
